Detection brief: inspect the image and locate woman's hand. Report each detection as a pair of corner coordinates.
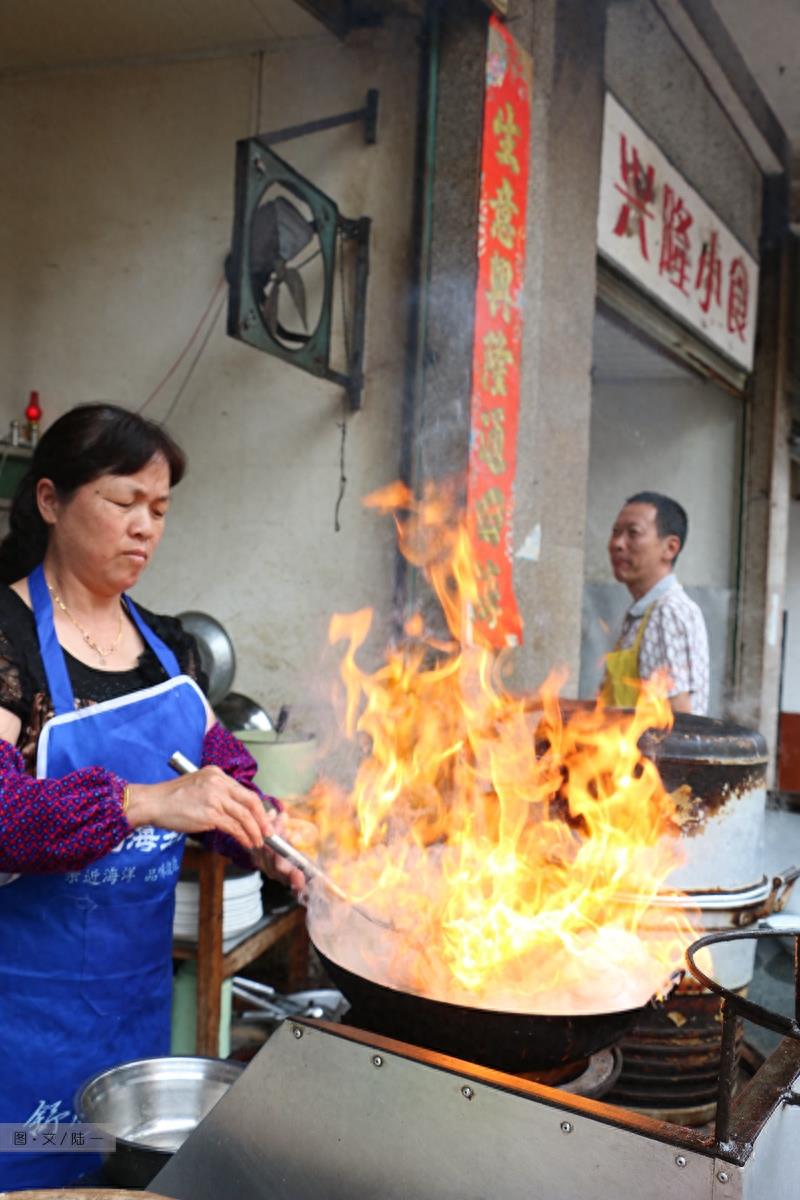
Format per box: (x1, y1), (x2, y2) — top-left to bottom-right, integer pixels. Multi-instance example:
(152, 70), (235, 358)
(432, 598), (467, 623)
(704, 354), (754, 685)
(125, 766), (272, 850)
(250, 840), (306, 894)
(253, 813), (315, 894)
(124, 769), (306, 894)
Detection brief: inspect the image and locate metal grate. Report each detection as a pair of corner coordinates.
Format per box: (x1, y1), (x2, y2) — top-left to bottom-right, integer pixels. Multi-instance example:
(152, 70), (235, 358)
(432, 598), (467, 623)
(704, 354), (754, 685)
(686, 925), (800, 1146)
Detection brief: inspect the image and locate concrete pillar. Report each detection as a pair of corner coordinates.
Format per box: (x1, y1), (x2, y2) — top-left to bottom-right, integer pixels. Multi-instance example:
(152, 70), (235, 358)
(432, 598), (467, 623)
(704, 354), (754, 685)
(406, 0), (606, 688)
(735, 177), (792, 771)
(415, 0), (486, 490)
(400, 0), (487, 632)
(507, 0), (607, 693)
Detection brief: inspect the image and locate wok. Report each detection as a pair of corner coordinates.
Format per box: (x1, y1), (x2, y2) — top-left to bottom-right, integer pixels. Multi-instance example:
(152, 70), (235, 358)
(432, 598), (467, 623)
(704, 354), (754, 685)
(315, 945), (648, 1073)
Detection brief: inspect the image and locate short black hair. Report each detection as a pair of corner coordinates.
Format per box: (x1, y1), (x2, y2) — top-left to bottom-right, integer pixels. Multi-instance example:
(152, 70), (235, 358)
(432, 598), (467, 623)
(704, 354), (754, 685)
(625, 492), (688, 557)
(0, 403), (186, 584)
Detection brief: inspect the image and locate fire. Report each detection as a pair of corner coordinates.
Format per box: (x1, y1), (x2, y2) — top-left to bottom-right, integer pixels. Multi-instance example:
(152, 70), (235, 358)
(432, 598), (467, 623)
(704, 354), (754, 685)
(306, 482), (701, 1016)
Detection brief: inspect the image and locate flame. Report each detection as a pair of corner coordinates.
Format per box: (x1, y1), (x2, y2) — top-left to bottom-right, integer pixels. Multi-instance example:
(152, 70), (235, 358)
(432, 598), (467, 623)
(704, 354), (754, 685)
(307, 482), (702, 1016)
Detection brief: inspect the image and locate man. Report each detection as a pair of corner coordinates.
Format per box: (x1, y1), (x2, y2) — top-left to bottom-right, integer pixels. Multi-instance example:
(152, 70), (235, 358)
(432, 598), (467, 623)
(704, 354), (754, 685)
(601, 491), (710, 715)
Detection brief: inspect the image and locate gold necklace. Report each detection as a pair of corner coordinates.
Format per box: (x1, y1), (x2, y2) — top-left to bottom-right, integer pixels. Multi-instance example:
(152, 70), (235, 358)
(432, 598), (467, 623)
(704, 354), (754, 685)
(47, 582), (124, 666)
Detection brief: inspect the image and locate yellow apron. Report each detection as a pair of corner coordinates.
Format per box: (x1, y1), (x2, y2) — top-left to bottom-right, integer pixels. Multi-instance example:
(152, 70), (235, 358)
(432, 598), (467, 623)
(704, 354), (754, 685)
(600, 604), (655, 708)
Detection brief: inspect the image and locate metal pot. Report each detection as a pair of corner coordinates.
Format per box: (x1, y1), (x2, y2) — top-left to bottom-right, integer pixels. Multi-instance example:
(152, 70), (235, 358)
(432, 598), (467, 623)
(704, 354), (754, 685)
(214, 691), (273, 732)
(74, 1055), (244, 1188)
(177, 612), (236, 706)
(638, 713), (769, 892)
(314, 945), (651, 1072)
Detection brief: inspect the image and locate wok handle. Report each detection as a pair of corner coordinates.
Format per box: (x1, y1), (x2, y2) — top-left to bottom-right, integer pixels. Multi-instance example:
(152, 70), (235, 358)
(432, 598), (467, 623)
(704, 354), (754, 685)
(167, 751), (350, 903)
(759, 863), (800, 917)
(261, 832), (351, 903)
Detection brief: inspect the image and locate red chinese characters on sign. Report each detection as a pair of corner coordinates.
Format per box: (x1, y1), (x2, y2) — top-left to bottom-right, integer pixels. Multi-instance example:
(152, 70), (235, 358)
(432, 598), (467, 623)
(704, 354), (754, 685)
(466, 15), (531, 649)
(613, 135), (656, 261)
(727, 257), (749, 341)
(659, 185), (693, 296)
(695, 231), (722, 314)
(608, 126), (753, 344)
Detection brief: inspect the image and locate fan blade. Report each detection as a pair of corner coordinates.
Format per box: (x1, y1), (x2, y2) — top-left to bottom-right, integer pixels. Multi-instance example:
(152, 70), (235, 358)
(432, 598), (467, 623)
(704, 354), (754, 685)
(274, 196), (315, 262)
(250, 197), (314, 282)
(250, 204), (280, 277)
(283, 267), (308, 331)
(263, 286), (280, 339)
(276, 322), (311, 345)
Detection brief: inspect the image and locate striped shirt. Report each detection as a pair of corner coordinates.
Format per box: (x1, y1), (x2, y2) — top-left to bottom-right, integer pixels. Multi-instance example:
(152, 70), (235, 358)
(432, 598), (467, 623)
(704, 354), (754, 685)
(616, 574), (710, 715)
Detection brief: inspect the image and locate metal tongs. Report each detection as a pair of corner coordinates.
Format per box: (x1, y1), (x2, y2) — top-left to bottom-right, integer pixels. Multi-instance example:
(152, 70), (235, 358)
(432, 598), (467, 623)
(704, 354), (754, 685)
(231, 977), (346, 1023)
(168, 750), (394, 931)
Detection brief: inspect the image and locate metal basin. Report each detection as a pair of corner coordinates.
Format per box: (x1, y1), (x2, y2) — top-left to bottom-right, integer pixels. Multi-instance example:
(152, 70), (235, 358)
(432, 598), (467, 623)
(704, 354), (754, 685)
(74, 1055), (244, 1188)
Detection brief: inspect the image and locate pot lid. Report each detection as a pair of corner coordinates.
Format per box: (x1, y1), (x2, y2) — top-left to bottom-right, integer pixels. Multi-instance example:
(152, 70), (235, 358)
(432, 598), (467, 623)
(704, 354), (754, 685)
(638, 712), (767, 766)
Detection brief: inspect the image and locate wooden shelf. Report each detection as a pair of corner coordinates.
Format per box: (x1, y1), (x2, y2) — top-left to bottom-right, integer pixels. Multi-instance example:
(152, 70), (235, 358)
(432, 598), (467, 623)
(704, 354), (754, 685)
(174, 843), (310, 1055)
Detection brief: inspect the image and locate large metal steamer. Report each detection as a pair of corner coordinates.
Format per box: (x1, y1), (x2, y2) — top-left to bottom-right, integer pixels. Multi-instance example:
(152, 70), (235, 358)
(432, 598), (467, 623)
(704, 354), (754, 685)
(609, 714), (794, 1122)
(642, 715), (770, 894)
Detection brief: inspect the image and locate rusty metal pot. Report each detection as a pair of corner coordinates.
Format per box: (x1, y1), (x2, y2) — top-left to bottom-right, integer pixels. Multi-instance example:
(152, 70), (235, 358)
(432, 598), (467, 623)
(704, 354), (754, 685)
(638, 713), (768, 892)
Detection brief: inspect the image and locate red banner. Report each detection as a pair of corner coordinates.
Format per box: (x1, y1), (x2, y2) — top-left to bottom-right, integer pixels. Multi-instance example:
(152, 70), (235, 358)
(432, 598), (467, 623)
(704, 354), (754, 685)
(462, 11), (532, 648)
(466, 14), (531, 650)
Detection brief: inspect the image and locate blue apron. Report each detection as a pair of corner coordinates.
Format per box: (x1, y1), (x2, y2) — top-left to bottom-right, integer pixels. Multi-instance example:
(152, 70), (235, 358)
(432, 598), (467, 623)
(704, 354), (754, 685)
(0, 564), (208, 1189)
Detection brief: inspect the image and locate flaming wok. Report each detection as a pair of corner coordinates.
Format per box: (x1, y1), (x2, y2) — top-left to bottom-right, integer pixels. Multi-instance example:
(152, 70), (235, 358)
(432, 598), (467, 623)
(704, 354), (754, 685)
(314, 944), (650, 1072)
(300, 483), (700, 1069)
(307, 877), (681, 1074)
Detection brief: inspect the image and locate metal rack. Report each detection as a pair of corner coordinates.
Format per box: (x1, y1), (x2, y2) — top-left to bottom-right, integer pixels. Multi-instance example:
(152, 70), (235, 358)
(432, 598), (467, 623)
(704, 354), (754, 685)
(686, 924), (800, 1150)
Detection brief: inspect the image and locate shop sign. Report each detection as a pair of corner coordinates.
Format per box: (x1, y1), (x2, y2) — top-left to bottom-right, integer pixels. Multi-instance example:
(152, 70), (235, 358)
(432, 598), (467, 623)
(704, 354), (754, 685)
(598, 93), (759, 372)
(466, 14), (531, 649)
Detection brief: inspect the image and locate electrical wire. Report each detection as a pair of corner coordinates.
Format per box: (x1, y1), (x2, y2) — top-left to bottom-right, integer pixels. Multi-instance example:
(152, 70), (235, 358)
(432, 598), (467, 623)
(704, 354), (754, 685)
(255, 50), (264, 135)
(141, 45), (256, 425)
(159, 292), (227, 428)
(138, 274), (226, 414)
(334, 393), (348, 533)
(333, 228), (353, 532)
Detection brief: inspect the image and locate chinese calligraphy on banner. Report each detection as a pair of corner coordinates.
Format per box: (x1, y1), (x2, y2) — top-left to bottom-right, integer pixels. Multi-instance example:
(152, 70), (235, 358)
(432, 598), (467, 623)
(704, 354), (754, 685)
(466, 14), (531, 649)
(598, 93), (759, 371)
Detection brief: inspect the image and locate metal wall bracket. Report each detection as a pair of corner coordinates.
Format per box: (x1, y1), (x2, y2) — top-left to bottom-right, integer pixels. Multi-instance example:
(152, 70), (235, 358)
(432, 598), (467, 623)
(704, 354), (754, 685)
(256, 89), (379, 149)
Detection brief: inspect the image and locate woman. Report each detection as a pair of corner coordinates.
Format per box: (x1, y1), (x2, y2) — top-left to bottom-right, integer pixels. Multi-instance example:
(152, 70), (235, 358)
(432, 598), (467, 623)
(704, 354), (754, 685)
(0, 403), (304, 1190)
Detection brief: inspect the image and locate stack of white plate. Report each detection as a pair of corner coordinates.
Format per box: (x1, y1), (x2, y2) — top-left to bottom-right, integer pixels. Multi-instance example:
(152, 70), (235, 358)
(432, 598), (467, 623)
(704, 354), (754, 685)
(173, 868), (263, 941)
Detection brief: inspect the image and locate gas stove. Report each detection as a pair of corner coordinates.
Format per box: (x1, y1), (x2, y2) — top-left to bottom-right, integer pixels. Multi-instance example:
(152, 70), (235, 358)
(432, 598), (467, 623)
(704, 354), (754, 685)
(150, 928), (800, 1200)
(343, 1009), (624, 1098)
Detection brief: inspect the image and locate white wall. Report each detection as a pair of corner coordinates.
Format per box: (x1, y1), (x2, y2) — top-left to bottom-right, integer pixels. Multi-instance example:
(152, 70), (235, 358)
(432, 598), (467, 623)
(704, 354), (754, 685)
(579, 366), (743, 713)
(0, 26), (419, 746)
(584, 378), (742, 588)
